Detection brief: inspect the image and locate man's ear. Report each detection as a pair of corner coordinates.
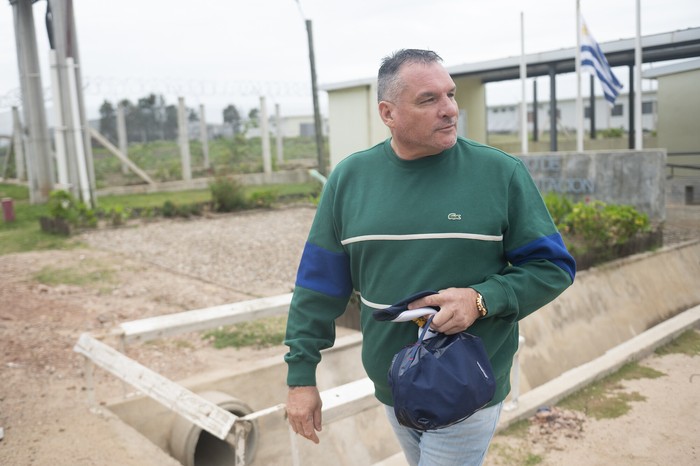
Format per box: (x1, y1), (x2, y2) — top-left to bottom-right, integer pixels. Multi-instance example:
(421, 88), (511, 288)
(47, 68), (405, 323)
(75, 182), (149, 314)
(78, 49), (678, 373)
(378, 101), (395, 127)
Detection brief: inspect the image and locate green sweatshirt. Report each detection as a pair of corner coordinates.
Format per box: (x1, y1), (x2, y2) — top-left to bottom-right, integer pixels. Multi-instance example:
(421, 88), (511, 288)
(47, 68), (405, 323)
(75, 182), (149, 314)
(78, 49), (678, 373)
(284, 137), (575, 406)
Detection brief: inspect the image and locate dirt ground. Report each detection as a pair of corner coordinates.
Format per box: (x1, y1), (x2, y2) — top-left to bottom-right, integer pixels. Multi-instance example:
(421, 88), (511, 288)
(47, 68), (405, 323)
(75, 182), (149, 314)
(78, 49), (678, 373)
(0, 204), (698, 466)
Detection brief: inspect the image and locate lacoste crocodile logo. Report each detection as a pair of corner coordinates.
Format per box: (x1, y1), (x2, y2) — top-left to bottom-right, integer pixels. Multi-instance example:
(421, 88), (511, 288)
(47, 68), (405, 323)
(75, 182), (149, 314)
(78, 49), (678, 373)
(447, 213), (462, 220)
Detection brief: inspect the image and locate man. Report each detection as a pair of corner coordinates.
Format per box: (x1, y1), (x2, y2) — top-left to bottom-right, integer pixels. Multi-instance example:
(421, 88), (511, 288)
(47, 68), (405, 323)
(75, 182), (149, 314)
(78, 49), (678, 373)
(284, 49), (575, 465)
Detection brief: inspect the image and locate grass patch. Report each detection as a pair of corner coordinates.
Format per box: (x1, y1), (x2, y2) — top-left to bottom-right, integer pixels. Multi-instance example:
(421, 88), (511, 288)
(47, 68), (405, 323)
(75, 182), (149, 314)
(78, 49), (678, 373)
(654, 329), (700, 357)
(0, 181), (318, 256)
(487, 442), (543, 466)
(203, 316), (287, 349)
(0, 184), (80, 255)
(97, 189), (212, 210)
(498, 418), (530, 439)
(558, 362), (664, 419)
(33, 260), (115, 287)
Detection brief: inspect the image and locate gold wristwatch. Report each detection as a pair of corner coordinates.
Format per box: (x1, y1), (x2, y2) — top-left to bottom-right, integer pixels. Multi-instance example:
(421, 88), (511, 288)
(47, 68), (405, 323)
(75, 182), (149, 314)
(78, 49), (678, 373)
(475, 291), (488, 318)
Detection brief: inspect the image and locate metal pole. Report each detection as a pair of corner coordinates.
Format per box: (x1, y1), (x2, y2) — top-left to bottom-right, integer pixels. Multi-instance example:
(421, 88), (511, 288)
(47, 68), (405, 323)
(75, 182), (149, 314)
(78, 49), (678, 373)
(575, 0), (584, 152)
(305, 19), (325, 175)
(548, 65), (558, 152)
(532, 80), (538, 142)
(519, 12), (528, 155)
(634, 0), (643, 149)
(589, 75), (596, 139)
(628, 65), (635, 150)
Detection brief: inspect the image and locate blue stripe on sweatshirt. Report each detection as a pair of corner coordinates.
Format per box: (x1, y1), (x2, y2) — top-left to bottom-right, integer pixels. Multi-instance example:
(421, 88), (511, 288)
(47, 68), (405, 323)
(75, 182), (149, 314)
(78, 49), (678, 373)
(505, 233), (576, 282)
(295, 242), (353, 298)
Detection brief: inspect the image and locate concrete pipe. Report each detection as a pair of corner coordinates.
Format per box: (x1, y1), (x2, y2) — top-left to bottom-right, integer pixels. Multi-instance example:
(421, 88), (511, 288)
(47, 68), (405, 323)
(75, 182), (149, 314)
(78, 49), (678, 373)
(169, 391), (259, 466)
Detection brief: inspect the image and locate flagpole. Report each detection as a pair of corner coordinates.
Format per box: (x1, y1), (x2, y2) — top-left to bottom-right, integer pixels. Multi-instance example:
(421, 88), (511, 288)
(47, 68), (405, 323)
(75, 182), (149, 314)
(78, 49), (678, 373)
(520, 11), (528, 154)
(634, 0), (643, 149)
(575, 0), (584, 152)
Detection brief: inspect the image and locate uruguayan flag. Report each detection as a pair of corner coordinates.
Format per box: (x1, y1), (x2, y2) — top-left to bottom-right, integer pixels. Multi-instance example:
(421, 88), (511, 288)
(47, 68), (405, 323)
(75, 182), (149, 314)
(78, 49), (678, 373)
(581, 19), (623, 106)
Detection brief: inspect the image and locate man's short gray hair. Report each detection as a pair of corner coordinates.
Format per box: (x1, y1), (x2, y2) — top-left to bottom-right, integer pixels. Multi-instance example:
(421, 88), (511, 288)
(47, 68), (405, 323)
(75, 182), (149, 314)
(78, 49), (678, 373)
(377, 49), (443, 102)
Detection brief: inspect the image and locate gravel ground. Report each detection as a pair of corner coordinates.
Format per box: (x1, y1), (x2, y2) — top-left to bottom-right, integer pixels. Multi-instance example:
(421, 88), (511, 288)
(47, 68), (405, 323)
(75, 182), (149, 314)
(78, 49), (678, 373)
(80, 203), (699, 290)
(80, 206), (318, 298)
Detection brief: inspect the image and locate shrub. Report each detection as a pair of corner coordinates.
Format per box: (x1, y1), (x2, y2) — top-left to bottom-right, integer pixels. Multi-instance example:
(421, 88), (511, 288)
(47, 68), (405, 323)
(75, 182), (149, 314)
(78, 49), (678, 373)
(46, 190), (97, 229)
(209, 176), (247, 212)
(162, 200), (178, 218)
(543, 192), (573, 226)
(564, 200), (650, 249)
(543, 194), (653, 266)
(599, 127), (625, 138)
(249, 189), (277, 208)
(103, 205), (131, 226)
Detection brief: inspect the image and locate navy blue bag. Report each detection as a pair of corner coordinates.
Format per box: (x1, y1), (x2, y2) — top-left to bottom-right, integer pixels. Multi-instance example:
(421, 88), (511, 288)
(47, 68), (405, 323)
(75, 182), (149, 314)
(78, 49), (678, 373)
(388, 316), (496, 431)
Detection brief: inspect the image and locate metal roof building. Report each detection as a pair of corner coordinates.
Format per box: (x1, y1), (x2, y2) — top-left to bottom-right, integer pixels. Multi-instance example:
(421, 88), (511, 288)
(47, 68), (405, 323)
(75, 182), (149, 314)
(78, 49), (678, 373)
(322, 27), (700, 168)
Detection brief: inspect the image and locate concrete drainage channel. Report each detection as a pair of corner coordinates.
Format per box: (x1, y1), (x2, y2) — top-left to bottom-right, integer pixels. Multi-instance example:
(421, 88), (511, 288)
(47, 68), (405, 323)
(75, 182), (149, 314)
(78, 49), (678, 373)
(100, 334), (395, 465)
(74, 241), (700, 465)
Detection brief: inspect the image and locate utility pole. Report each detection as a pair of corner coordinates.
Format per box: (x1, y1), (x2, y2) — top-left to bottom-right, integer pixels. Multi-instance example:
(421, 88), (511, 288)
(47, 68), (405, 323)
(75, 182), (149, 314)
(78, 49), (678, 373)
(47, 0), (96, 206)
(304, 19), (326, 176)
(10, 0), (53, 203)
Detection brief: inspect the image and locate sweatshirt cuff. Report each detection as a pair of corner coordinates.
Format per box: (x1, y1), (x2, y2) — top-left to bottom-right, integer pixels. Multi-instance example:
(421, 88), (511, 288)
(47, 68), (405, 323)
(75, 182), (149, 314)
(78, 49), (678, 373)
(471, 276), (517, 322)
(286, 360), (318, 387)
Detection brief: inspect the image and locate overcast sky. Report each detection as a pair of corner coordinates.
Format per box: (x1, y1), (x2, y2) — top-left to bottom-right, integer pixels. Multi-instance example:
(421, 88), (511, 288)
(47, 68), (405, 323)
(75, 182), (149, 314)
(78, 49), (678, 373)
(1, 0), (699, 125)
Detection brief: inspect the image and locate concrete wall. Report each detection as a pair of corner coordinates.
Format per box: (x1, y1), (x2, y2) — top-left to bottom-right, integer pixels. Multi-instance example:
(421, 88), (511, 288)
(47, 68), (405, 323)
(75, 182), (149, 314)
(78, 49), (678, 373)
(519, 149), (667, 222)
(327, 84), (389, 170)
(518, 240), (700, 392)
(453, 76), (487, 142)
(657, 68), (700, 155)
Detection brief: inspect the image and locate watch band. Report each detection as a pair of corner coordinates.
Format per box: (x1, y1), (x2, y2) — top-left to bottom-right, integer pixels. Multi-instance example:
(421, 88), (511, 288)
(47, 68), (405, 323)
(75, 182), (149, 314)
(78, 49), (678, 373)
(475, 291), (488, 318)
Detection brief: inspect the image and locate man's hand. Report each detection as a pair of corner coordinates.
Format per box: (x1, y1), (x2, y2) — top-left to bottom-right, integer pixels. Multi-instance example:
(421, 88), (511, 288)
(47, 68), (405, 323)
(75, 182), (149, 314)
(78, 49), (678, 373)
(408, 287), (480, 334)
(286, 386), (323, 444)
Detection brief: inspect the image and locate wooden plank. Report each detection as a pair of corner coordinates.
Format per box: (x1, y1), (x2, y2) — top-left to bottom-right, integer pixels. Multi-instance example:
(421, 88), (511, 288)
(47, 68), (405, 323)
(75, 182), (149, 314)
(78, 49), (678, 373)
(234, 378), (377, 425)
(89, 127), (155, 185)
(74, 333), (236, 440)
(120, 293), (293, 343)
(320, 377), (378, 424)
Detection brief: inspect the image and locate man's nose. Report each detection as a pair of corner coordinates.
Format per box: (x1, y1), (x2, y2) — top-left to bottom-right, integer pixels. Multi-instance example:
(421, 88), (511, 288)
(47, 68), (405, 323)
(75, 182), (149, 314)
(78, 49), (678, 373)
(439, 97), (458, 119)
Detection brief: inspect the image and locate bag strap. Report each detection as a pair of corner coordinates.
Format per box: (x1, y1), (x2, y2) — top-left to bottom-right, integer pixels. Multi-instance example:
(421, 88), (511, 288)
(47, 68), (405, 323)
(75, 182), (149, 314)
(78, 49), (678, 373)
(417, 315), (436, 342)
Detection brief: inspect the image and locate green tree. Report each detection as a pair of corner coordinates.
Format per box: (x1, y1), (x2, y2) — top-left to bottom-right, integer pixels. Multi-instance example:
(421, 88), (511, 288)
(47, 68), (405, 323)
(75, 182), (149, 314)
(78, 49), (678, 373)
(164, 104), (179, 140)
(223, 104), (241, 135)
(98, 100), (117, 144)
(137, 94), (158, 142)
(247, 108), (259, 128)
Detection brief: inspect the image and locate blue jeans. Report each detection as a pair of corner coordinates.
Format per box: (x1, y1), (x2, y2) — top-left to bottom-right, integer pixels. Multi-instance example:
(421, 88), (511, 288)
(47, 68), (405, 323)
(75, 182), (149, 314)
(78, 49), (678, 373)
(384, 402), (503, 466)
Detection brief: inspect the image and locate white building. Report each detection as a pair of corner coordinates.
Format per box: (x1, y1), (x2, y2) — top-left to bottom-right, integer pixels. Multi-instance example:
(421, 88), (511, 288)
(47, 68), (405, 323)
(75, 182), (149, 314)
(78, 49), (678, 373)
(487, 91), (658, 134)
